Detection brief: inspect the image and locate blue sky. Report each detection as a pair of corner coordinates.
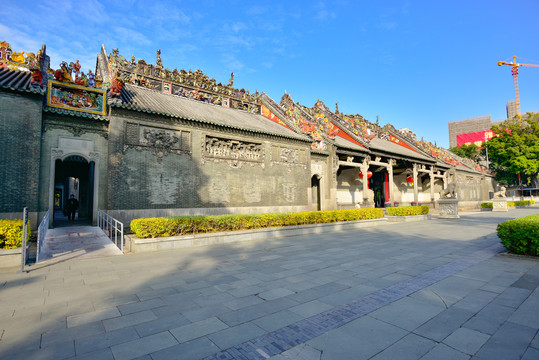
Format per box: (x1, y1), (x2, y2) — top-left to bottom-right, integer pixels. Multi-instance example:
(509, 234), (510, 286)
(2, 0), (539, 148)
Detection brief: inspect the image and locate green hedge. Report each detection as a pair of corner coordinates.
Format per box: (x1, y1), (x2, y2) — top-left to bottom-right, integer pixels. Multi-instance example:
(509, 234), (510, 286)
(481, 202), (493, 209)
(386, 206), (429, 216)
(0, 219), (30, 249)
(131, 208), (384, 239)
(508, 200), (535, 207)
(497, 214), (539, 256)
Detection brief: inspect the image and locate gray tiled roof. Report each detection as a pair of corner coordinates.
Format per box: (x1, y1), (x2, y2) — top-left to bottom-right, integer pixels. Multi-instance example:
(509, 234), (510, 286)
(332, 136), (369, 153)
(0, 68), (44, 94)
(369, 138), (434, 162)
(111, 84), (311, 141)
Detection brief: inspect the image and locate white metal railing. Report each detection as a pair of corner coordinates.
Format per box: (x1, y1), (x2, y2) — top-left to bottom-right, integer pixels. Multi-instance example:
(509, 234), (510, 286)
(36, 210), (50, 263)
(20, 207), (29, 272)
(97, 210), (124, 252)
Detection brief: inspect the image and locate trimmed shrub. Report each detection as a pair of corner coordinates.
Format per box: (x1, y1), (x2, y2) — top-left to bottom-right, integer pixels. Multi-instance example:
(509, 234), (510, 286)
(0, 219), (30, 249)
(481, 202), (493, 209)
(497, 214), (539, 256)
(386, 206), (429, 216)
(131, 208), (384, 239)
(507, 200), (535, 207)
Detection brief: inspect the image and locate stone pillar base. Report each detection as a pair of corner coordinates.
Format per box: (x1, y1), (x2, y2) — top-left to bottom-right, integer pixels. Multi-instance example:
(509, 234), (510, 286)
(437, 198), (459, 219)
(492, 198), (508, 212)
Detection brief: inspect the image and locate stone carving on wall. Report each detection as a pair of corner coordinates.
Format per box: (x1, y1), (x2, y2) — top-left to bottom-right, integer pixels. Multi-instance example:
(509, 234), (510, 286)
(148, 164), (179, 205)
(43, 119), (109, 139)
(88, 152), (99, 161)
(123, 122), (191, 162)
(51, 149), (64, 160)
(270, 146), (307, 172)
(243, 183), (262, 203)
(282, 183), (297, 203)
(208, 179), (230, 203)
(201, 135), (264, 169)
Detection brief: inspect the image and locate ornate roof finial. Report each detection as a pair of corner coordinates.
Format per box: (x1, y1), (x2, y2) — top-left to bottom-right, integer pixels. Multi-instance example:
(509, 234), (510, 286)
(156, 49), (162, 68)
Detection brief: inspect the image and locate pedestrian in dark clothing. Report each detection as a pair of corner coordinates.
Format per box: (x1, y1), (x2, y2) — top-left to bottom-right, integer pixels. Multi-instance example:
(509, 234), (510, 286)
(66, 195), (79, 221)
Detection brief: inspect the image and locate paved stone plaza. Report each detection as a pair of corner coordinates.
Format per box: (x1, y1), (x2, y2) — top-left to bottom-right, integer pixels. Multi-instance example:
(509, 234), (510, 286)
(1, 209), (538, 360)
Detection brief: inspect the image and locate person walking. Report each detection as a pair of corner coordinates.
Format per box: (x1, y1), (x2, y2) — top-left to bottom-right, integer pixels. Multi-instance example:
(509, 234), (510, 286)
(66, 194), (79, 221)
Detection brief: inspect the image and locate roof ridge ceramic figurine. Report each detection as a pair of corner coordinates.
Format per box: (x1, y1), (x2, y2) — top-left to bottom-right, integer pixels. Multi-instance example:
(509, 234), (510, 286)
(156, 49), (162, 68)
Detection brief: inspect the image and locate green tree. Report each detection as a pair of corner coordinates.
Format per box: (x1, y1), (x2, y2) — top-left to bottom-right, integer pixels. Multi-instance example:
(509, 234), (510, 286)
(450, 143), (480, 160)
(485, 113), (539, 185)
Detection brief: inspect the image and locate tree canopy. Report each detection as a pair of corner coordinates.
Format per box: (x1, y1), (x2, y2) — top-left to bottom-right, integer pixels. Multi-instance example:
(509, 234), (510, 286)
(485, 113), (539, 185)
(449, 143), (480, 161)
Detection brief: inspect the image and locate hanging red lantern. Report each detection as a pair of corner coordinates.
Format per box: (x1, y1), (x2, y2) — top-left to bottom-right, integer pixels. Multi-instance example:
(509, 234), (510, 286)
(359, 170), (373, 179)
(406, 176), (414, 186)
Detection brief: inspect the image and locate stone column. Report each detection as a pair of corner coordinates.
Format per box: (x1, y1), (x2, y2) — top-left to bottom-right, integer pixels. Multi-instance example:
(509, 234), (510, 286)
(413, 163), (419, 203)
(387, 160), (395, 202)
(361, 159), (370, 204)
(429, 166), (435, 203)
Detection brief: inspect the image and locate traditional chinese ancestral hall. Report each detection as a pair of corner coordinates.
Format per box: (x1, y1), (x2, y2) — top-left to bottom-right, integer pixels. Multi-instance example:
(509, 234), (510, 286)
(0, 41), (496, 226)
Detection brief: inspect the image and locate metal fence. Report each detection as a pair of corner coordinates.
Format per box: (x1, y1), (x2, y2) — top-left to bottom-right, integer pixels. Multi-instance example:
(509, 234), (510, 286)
(20, 207), (29, 272)
(36, 210), (50, 263)
(97, 210), (124, 252)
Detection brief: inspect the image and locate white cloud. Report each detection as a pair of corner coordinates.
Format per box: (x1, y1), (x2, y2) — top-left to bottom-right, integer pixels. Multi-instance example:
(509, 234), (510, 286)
(245, 5), (268, 16)
(111, 26), (152, 46)
(314, 2), (337, 21)
(0, 24), (44, 53)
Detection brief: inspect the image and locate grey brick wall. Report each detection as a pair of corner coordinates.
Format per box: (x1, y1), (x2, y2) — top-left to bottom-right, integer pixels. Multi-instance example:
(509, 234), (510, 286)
(0, 92), (42, 214)
(107, 110), (311, 213)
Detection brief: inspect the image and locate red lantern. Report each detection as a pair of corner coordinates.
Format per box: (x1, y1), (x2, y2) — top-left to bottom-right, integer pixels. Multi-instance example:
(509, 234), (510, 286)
(406, 176), (414, 186)
(359, 170), (373, 179)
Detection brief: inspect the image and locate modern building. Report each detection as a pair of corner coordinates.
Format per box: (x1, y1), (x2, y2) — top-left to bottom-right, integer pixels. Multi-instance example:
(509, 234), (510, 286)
(448, 101), (539, 148)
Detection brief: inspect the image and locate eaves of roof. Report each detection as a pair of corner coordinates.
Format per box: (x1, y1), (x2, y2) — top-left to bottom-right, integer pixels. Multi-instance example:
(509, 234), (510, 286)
(43, 106), (109, 121)
(0, 68), (45, 95)
(318, 107), (370, 149)
(260, 92), (303, 133)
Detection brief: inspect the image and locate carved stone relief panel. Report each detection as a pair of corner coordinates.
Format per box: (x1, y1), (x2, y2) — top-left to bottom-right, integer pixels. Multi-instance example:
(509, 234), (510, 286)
(148, 163), (179, 205)
(270, 146), (307, 172)
(282, 183), (298, 203)
(208, 178), (231, 203)
(243, 182), (262, 203)
(124, 122), (191, 162)
(201, 135), (264, 169)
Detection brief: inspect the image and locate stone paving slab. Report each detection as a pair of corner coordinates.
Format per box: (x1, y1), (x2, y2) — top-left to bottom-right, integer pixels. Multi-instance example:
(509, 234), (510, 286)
(1, 208), (538, 360)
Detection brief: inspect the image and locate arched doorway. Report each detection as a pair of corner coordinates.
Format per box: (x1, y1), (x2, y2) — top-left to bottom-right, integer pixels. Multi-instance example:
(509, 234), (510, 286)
(311, 175), (321, 211)
(53, 155), (95, 226)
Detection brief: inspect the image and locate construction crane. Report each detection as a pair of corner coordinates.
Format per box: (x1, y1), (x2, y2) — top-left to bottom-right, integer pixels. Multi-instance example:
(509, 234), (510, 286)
(497, 56), (539, 118)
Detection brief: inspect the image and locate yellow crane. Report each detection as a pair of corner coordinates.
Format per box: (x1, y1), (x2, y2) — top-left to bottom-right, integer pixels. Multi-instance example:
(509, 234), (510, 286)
(497, 56), (539, 118)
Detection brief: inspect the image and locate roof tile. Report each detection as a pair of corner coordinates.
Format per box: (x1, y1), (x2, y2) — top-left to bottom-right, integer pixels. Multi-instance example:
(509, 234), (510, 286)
(111, 84), (311, 141)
